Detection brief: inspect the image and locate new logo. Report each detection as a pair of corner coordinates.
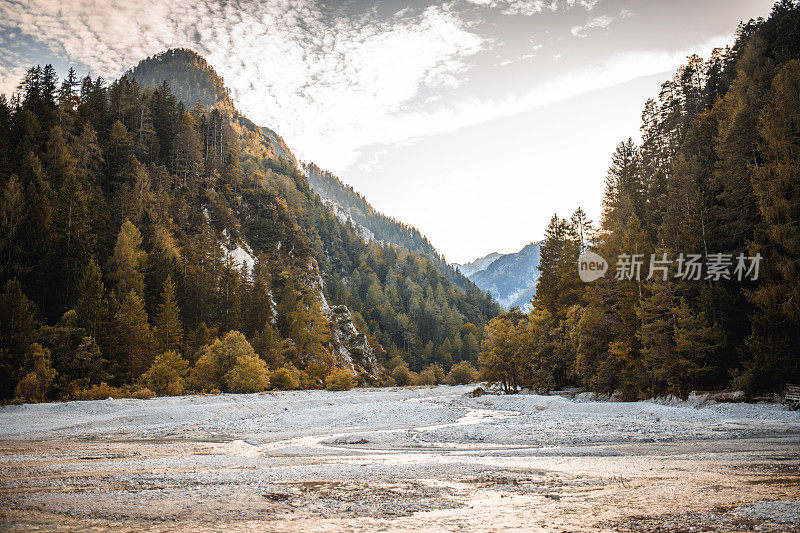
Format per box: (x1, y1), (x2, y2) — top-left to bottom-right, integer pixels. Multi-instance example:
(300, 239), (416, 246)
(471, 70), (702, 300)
(578, 251), (608, 283)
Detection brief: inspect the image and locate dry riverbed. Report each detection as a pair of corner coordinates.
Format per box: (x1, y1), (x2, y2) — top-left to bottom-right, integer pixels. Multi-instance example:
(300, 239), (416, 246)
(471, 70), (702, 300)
(1, 385), (799, 531)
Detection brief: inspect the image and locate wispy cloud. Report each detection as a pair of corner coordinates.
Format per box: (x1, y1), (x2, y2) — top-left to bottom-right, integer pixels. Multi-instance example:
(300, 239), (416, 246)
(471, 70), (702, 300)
(571, 14), (615, 37)
(347, 34), (733, 151)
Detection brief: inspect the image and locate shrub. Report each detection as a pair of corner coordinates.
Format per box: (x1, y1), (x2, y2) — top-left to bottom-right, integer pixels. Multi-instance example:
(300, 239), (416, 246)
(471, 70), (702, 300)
(270, 367), (300, 390)
(418, 364), (445, 385)
(188, 331), (259, 392)
(73, 382), (127, 401)
(325, 368), (355, 391)
(188, 352), (218, 391)
(225, 355), (270, 393)
(131, 387), (156, 399)
(391, 364), (416, 387)
(139, 350), (189, 396)
(14, 344), (57, 403)
(386, 355), (407, 372)
(446, 361), (478, 385)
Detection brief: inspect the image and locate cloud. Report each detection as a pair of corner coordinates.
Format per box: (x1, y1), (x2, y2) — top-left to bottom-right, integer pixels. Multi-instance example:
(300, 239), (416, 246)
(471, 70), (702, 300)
(344, 34), (734, 153)
(0, 1), (731, 175)
(464, 0), (599, 16)
(571, 14), (615, 37)
(0, 0), (483, 170)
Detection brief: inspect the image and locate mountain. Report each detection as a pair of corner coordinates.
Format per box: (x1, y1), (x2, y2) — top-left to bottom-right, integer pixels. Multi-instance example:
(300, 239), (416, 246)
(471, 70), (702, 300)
(459, 242), (542, 310)
(0, 48), (501, 401)
(126, 49), (296, 165)
(131, 50), (487, 298)
(453, 252), (502, 278)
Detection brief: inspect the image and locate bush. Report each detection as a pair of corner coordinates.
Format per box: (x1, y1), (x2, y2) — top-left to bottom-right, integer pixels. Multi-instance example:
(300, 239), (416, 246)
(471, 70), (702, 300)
(226, 355), (270, 393)
(270, 367), (300, 390)
(131, 387), (156, 399)
(418, 364), (446, 385)
(386, 355), (408, 372)
(325, 368), (355, 391)
(188, 352), (218, 391)
(446, 361), (478, 385)
(14, 344), (57, 403)
(73, 382), (128, 401)
(391, 364), (416, 387)
(188, 331), (259, 392)
(139, 350), (189, 396)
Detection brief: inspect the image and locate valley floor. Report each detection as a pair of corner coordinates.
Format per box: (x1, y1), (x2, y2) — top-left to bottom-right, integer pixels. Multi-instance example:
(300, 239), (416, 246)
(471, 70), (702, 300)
(1, 386), (799, 531)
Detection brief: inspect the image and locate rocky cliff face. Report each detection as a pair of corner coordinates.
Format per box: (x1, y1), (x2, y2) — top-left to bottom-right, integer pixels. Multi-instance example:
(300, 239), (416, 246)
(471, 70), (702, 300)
(321, 198), (376, 243)
(327, 306), (380, 380)
(310, 267), (381, 380)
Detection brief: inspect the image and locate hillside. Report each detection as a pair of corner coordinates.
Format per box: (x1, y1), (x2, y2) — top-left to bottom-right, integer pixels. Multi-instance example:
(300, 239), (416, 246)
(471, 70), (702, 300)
(303, 163), (485, 294)
(0, 50), (500, 403)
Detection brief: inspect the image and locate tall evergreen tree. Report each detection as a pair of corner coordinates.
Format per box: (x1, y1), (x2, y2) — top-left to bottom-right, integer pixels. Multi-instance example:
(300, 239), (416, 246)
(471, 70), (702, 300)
(154, 275), (184, 354)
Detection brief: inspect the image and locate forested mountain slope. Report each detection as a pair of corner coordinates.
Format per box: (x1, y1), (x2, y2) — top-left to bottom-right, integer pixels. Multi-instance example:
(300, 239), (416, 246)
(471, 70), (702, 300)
(126, 49), (296, 166)
(303, 163), (487, 294)
(479, 0), (800, 397)
(0, 50), (499, 402)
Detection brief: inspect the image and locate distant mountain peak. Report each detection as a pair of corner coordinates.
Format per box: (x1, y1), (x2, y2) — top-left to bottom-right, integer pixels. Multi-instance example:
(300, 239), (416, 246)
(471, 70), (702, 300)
(460, 241), (543, 310)
(453, 252), (502, 277)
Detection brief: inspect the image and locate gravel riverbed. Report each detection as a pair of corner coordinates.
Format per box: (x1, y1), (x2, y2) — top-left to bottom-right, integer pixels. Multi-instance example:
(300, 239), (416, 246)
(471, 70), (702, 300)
(1, 385), (799, 531)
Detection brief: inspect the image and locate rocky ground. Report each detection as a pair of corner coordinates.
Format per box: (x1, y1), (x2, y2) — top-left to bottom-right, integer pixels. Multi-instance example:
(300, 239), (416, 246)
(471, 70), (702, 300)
(1, 385), (799, 531)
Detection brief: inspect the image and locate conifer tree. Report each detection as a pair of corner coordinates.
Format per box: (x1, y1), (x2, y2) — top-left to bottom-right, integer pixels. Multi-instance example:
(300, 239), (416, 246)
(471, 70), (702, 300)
(108, 220), (147, 298)
(154, 275), (183, 354)
(105, 120), (137, 186)
(115, 290), (153, 381)
(0, 279), (38, 399)
(76, 257), (110, 347)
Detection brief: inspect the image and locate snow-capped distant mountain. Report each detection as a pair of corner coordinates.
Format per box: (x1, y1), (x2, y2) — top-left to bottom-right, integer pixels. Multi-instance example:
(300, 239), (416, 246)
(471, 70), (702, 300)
(459, 242), (543, 310)
(453, 252), (502, 277)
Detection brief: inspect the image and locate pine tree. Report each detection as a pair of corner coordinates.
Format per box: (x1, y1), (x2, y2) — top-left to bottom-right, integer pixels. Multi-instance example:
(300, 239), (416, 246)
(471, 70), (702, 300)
(105, 120), (137, 187)
(71, 336), (110, 390)
(75, 257), (110, 348)
(115, 290), (153, 381)
(107, 220), (147, 298)
(154, 275), (183, 354)
(0, 175), (25, 279)
(0, 279), (38, 399)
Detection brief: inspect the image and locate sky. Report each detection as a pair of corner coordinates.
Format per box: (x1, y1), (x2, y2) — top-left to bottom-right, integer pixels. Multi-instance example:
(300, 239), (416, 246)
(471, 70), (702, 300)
(0, 0), (777, 263)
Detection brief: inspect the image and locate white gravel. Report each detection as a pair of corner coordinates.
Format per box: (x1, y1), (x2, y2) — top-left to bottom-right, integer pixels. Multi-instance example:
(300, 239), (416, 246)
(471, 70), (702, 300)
(1, 385), (797, 447)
